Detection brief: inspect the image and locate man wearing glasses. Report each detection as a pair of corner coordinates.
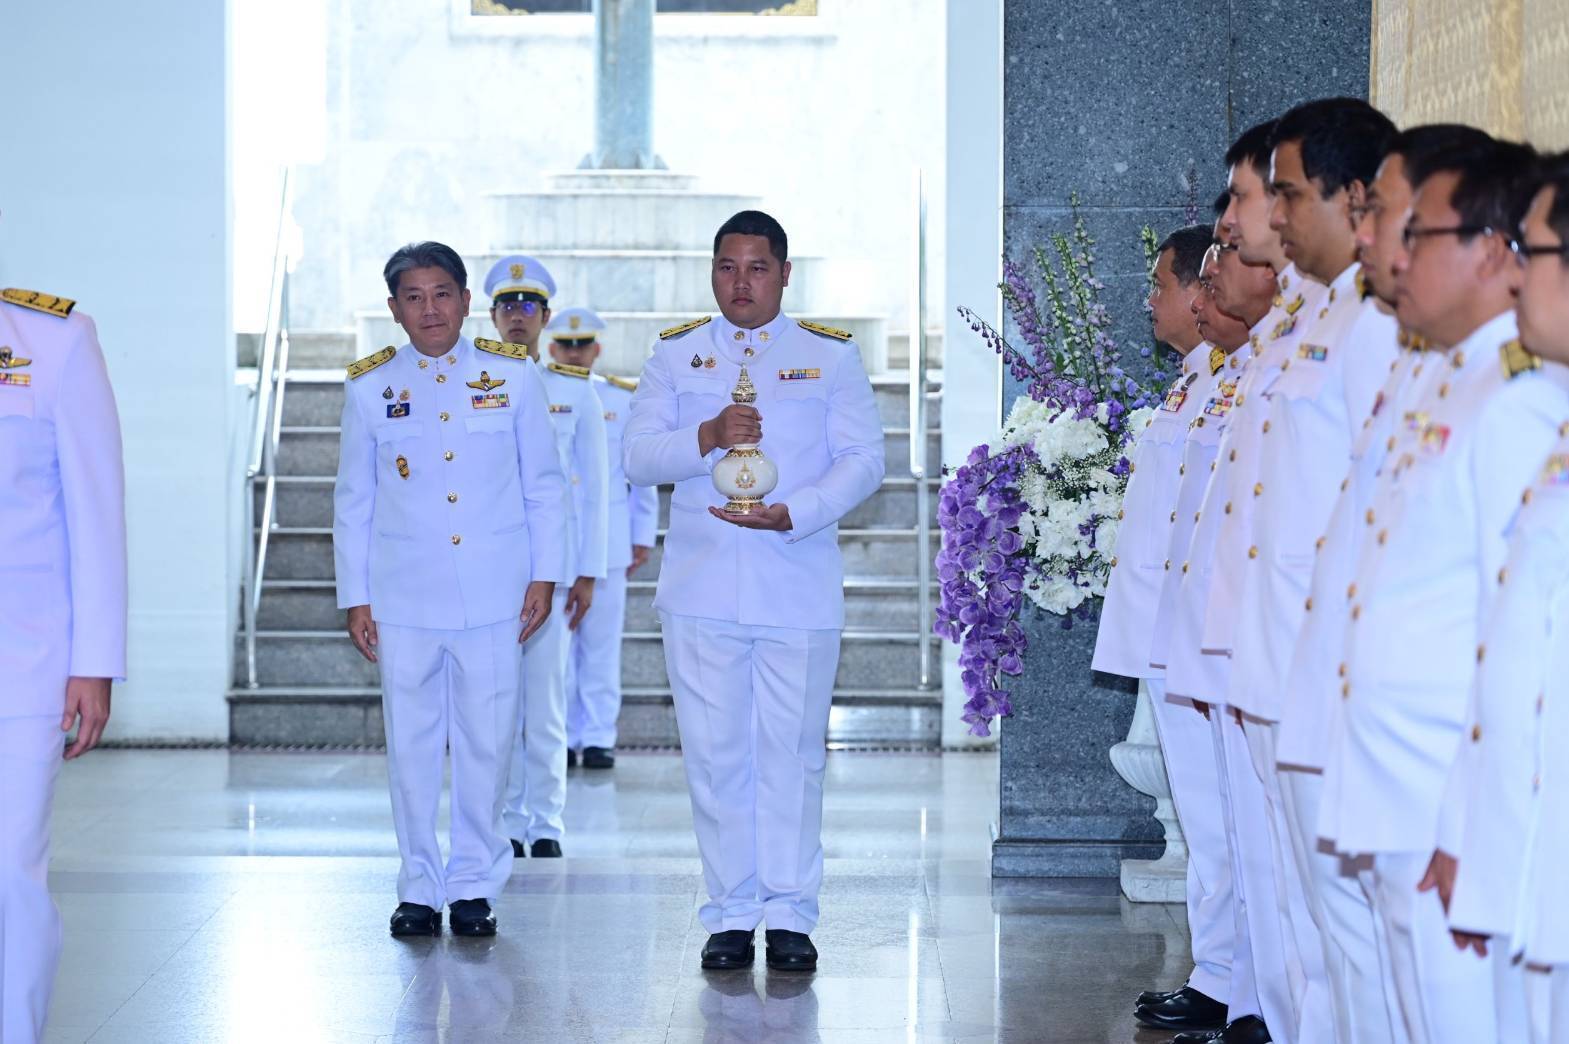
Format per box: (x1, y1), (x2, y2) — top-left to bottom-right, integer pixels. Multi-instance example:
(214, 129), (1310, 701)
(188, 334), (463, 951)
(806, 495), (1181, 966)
(484, 256), (609, 860)
(1321, 141), (1568, 1043)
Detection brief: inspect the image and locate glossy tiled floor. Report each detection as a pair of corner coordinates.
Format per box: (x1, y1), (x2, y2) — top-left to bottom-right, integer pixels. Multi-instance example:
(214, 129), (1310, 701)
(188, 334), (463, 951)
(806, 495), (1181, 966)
(43, 750), (1191, 1043)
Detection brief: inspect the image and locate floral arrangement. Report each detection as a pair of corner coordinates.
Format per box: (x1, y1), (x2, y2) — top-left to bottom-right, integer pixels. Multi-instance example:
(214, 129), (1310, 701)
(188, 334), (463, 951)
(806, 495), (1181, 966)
(935, 199), (1166, 736)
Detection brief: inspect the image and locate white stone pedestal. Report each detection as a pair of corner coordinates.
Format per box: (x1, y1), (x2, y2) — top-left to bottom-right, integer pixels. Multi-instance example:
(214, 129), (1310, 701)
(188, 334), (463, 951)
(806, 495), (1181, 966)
(1109, 681), (1187, 902)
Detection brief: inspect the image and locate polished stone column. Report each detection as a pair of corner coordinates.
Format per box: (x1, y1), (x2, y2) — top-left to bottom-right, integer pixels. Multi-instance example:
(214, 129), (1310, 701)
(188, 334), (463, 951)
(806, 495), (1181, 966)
(992, 0), (1371, 877)
(584, 0), (665, 169)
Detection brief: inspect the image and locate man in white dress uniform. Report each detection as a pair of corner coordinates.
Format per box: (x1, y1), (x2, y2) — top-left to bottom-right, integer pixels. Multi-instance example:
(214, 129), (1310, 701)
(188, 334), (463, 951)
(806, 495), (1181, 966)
(485, 257), (610, 859)
(1094, 224), (1234, 1036)
(1221, 98), (1398, 1044)
(1448, 155), (1569, 1042)
(547, 307), (659, 770)
(0, 286), (125, 1044)
(623, 210), (884, 973)
(335, 242), (569, 936)
(1322, 141), (1566, 1043)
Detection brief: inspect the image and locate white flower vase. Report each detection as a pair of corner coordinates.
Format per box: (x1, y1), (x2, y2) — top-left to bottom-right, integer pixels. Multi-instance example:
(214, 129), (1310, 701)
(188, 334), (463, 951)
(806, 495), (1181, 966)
(1109, 680), (1187, 902)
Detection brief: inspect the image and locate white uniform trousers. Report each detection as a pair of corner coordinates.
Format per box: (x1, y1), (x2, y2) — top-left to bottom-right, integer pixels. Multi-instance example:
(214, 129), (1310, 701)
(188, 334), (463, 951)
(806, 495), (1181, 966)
(1216, 711), (1300, 1036)
(1550, 966), (1569, 1044)
(1, 715), (65, 1044)
(505, 588), (570, 844)
(659, 611), (839, 934)
(566, 569), (629, 751)
(378, 618), (520, 909)
(1149, 681), (1234, 1003)
(1363, 850), (1495, 1044)
(1279, 765), (1397, 1044)
(1242, 718), (1332, 1044)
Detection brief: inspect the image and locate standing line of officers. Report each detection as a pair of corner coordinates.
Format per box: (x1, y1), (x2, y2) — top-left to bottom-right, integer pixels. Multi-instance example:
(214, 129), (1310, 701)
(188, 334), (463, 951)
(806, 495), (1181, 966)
(1093, 96), (1569, 1044)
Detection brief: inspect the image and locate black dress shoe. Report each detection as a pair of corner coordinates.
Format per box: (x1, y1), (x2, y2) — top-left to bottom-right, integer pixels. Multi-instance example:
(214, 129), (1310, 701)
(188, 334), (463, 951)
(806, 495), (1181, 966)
(567, 748), (578, 769)
(1221, 1016), (1270, 1043)
(1134, 985), (1226, 1031)
(764, 929), (817, 972)
(582, 746), (615, 769)
(530, 839), (563, 858)
(700, 930), (756, 970)
(510, 838), (526, 858)
(1169, 1031), (1225, 1044)
(389, 902), (440, 936)
(449, 898), (496, 937)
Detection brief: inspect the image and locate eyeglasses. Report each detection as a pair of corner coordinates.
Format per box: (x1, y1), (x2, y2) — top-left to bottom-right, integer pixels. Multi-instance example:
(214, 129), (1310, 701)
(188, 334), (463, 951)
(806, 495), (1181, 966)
(497, 300), (542, 317)
(1401, 224), (1496, 248)
(1509, 239), (1569, 262)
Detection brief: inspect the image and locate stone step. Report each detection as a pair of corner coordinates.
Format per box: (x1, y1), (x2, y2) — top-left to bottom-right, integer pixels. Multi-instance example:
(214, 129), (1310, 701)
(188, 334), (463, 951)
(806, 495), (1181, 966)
(252, 472), (936, 532)
(254, 578), (938, 633)
(276, 370), (942, 429)
(469, 248), (829, 315)
(239, 629), (939, 691)
(226, 684), (942, 748)
(352, 311), (890, 378)
(269, 424), (939, 478)
(886, 328), (946, 372)
(484, 188), (762, 252)
(259, 526), (939, 583)
(544, 170), (702, 193)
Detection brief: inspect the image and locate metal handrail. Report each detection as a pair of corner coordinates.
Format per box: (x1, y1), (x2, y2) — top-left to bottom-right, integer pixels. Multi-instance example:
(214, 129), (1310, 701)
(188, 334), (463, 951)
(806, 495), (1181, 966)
(240, 171), (294, 689)
(911, 167), (934, 690)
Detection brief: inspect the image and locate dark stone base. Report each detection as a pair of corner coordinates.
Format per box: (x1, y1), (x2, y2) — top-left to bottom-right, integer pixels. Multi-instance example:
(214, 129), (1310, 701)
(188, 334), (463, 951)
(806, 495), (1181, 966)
(992, 838), (1164, 878)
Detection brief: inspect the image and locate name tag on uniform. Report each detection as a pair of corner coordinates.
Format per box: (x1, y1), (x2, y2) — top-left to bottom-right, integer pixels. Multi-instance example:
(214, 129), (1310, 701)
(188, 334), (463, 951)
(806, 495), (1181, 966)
(472, 393), (510, 409)
(1298, 344), (1329, 362)
(0, 373), (31, 387)
(387, 402), (411, 418)
(549, 404), (572, 414)
(778, 368), (821, 381)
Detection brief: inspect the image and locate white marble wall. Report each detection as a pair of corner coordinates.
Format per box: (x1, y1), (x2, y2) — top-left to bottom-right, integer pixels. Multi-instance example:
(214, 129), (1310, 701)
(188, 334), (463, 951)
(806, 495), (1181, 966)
(266, 0), (945, 339)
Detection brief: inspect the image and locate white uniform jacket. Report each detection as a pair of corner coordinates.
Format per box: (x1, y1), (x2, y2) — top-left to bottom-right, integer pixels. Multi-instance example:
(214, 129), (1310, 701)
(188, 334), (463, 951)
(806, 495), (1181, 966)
(1094, 347), (1212, 679)
(1157, 343), (1252, 696)
(1323, 313), (1569, 855)
(1277, 334), (1438, 770)
(622, 312), (885, 631)
(1449, 426), (1569, 958)
(592, 374), (659, 570)
(1228, 266), (1398, 721)
(1201, 266), (1330, 657)
(0, 295), (127, 715)
(333, 338), (571, 629)
(540, 363), (610, 581)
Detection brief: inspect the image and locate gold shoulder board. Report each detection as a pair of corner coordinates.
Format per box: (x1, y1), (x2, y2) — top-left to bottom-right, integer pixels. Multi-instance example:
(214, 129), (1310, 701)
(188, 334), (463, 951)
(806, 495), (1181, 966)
(1501, 339), (1542, 380)
(346, 346), (396, 379)
(475, 337), (530, 361)
(659, 316), (712, 340)
(2, 288), (75, 318)
(798, 319), (853, 341)
(547, 362), (592, 379)
(606, 374), (639, 392)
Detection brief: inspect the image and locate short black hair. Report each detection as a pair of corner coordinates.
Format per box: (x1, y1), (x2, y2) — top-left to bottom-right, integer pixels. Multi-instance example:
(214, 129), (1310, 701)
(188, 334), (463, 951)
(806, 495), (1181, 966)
(384, 241), (467, 296)
(1533, 151), (1569, 245)
(1414, 138), (1541, 241)
(1212, 190), (1230, 218)
(1270, 97), (1397, 197)
(714, 210), (788, 264)
(1388, 124), (1497, 189)
(1225, 118), (1279, 180)
(1157, 225), (1215, 285)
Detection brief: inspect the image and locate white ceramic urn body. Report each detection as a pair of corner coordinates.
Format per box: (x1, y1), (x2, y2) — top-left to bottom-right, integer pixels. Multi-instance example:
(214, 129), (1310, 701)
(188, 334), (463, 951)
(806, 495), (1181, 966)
(712, 445), (779, 514)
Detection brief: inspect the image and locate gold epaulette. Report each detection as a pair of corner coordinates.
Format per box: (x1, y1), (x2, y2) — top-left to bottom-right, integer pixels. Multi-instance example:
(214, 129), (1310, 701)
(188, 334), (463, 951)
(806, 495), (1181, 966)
(346, 346), (396, 379)
(2, 288), (75, 318)
(475, 337), (530, 361)
(548, 361), (591, 379)
(798, 319), (853, 341)
(659, 316), (712, 340)
(606, 374), (638, 392)
(1501, 339), (1543, 380)
(1208, 347), (1225, 376)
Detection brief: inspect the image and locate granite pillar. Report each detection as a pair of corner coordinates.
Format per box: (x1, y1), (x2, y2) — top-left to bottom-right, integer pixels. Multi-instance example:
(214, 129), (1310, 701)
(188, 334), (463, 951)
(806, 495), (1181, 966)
(992, 0), (1371, 877)
(584, 0), (664, 169)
